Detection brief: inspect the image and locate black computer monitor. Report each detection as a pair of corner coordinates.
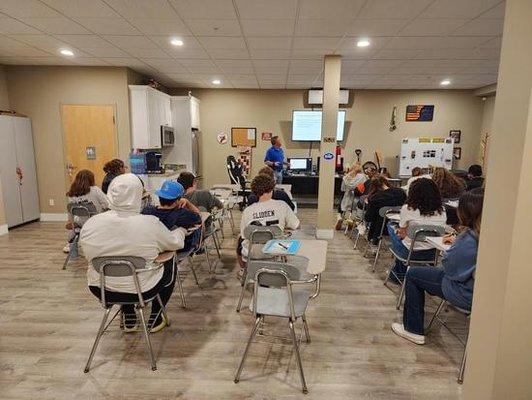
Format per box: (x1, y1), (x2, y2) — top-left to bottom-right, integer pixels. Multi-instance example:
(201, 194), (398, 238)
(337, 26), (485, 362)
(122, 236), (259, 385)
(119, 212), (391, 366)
(288, 157), (312, 172)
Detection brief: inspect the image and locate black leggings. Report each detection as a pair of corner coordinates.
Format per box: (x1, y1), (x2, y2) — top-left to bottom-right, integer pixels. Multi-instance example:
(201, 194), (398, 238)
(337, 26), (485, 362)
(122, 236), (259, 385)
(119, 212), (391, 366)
(89, 260), (176, 320)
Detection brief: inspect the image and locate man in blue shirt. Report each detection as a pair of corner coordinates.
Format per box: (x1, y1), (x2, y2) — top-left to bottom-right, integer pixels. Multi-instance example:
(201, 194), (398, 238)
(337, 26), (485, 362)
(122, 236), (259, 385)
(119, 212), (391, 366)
(264, 135), (285, 184)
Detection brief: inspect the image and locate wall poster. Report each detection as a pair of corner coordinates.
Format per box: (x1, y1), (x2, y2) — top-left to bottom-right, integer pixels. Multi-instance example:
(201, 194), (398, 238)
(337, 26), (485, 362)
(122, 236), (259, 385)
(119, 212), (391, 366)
(406, 105), (434, 121)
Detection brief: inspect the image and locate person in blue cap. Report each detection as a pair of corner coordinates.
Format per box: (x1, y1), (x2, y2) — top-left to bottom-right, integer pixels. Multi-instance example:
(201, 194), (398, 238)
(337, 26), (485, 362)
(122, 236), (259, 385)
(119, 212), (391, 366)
(142, 180), (203, 253)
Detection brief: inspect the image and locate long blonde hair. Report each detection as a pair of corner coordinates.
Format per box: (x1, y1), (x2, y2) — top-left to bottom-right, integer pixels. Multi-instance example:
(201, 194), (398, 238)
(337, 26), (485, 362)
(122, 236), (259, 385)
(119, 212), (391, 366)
(347, 162), (363, 176)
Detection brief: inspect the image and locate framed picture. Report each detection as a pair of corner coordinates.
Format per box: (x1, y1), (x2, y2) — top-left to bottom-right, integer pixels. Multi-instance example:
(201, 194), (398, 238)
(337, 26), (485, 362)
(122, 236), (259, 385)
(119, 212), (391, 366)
(450, 129), (461, 144)
(231, 127), (256, 147)
(453, 147), (462, 160)
(406, 105), (434, 121)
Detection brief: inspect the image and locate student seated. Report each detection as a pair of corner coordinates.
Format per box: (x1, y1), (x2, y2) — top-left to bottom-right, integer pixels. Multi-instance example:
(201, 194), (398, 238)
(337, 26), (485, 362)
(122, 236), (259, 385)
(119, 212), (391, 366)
(432, 167), (466, 200)
(387, 178), (447, 282)
(340, 163), (367, 213)
(177, 171), (223, 213)
(363, 175), (406, 246)
(247, 166), (295, 210)
(80, 173), (187, 333)
(142, 180), (202, 253)
(236, 174), (300, 277)
(465, 164), (484, 190)
(392, 188), (484, 344)
(64, 169), (109, 253)
(101, 158), (126, 194)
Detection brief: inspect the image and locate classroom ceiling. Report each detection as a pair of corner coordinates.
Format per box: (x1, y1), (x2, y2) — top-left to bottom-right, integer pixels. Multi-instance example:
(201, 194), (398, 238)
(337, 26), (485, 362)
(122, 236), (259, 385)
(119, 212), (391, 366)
(0, 0), (504, 90)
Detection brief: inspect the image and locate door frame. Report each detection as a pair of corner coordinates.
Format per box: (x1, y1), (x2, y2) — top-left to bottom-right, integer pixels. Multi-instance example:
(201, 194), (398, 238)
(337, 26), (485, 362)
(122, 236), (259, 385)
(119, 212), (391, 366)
(59, 103), (119, 193)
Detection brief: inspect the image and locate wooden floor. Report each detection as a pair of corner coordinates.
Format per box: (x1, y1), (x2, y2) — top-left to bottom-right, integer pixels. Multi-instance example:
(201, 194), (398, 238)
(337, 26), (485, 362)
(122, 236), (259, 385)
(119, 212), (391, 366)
(0, 209), (466, 399)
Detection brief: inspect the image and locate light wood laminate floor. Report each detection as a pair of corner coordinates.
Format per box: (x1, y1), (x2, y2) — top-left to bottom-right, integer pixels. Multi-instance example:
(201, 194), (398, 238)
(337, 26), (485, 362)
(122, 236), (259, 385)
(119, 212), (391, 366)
(0, 209), (466, 399)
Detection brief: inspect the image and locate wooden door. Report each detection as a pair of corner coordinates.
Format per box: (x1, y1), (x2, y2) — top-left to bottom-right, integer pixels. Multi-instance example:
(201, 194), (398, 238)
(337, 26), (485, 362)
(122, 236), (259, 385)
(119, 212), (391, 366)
(61, 105), (118, 188)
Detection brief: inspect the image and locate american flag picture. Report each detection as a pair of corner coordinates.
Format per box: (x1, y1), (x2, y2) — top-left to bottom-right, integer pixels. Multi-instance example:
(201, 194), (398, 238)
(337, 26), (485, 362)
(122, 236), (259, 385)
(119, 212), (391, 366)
(406, 105), (434, 121)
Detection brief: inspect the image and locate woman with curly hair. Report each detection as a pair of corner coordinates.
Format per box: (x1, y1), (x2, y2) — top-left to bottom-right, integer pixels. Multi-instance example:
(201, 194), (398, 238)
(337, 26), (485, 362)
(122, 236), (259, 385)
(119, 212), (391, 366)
(101, 158), (126, 194)
(387, 178), (446, 283)
(432, 167), (466, 199)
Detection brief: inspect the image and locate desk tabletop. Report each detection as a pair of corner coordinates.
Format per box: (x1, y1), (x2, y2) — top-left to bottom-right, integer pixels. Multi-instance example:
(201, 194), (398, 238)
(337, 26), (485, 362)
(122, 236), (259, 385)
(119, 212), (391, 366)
(426, 236), (451, 252)
(261, 238), (327, 275)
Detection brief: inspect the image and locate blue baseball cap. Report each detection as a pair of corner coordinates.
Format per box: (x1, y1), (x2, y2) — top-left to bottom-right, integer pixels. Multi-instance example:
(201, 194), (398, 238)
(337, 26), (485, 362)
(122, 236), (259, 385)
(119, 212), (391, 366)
(155, 180), (185, 200)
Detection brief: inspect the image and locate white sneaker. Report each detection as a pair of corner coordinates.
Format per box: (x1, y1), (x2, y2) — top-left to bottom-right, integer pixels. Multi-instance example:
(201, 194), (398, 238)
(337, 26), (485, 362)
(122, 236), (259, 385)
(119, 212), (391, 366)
(357, 223), (366, 235)
(62, 244), (70, 253)
(391, 323), (425, 345)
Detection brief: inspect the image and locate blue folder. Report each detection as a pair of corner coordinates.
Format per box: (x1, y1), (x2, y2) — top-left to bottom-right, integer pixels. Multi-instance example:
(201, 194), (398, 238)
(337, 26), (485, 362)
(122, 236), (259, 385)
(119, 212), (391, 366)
(262, 239), (301, 255)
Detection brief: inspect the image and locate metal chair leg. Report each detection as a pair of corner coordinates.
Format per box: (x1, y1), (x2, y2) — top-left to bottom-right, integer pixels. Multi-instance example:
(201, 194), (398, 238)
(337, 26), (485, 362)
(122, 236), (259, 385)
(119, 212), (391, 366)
(137, 305), (157, 371)
(234, 316), (262, 383)
(353, 229), (360, 249)
(289, 319), (308, 394)
(62, 251), (71, 270)
(302, 315), (311, 343)
(213, 232), (221, 259)
(156, 294), (170, 327)
(228, 209), (236, 236)
(372, 238), (383, 272)
(187, 256), (200, 287)
(236, 282), (247, 313)
(84, 306), (112, 373)
(175, 264), (187, 308)
(396, 267), (408, 310)
(426, 299), (446, 333)
(458, 340), (468, 384)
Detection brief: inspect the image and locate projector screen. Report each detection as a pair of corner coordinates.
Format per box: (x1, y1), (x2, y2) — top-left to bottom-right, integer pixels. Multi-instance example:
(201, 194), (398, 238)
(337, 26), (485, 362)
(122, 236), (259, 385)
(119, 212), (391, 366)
(289, 158), (309, 170)
(292, 110), (346, 141)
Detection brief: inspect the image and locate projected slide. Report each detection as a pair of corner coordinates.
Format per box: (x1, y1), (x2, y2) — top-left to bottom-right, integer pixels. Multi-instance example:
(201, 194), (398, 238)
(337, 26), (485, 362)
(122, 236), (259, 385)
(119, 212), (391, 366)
(292, 110), (345, 141)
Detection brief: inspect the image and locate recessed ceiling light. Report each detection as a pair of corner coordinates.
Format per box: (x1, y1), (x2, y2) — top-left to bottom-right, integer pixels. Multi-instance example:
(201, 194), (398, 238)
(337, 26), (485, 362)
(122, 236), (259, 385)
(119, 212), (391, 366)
(60, 48), (74, 56)
(212, 79), (221, 85)
(170, 38), (184, 46)
(356, 39), (370, 48)
(440, 79), (451, 86)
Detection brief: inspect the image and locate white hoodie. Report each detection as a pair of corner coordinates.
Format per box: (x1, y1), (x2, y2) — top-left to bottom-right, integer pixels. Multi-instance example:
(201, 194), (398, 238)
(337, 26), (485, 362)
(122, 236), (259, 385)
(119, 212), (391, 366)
(80, 173), (186, 293)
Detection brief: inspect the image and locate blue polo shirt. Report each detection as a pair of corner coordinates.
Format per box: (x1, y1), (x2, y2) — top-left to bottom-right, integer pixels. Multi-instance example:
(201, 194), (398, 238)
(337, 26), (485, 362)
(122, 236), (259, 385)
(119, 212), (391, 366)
(264, 146), (284, 171)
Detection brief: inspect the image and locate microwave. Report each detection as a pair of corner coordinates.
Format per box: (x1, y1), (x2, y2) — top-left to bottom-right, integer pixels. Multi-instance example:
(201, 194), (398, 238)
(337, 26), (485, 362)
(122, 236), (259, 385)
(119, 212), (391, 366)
(161, 126), (175, 147)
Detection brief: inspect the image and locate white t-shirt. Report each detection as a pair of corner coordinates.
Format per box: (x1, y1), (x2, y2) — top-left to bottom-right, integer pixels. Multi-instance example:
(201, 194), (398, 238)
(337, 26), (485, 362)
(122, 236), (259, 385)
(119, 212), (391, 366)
(399, 204), (446, 250)
(240, 199), (300, 236)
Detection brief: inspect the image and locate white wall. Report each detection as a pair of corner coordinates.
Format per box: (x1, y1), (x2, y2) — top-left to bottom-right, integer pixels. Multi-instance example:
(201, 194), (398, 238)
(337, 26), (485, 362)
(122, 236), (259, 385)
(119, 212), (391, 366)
(0, 66), (9, 110)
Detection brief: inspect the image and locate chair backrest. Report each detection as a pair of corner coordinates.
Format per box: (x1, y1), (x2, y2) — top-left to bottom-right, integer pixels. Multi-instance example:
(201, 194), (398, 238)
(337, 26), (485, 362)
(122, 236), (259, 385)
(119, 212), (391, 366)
(243, 224), (283, 241)
(68, 200), (98, 218)
(378, 205), (402, 217)
(406, 223), (445, 248)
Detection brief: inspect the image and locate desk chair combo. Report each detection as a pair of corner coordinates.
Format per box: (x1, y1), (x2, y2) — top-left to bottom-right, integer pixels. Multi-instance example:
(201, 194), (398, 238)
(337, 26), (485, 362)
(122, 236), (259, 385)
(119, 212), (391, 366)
(84, 252), (174, 372)
(363, 206), (402, 272)
(385, 224), (445, 309)
(234, 260), (313, 394)
(63, 201), (98, 270)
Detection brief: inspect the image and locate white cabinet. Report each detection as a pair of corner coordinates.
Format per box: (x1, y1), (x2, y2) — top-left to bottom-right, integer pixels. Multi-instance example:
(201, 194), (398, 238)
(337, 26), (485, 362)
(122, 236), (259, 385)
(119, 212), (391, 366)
(0, 115), (40, 228)
(190, 97), (200, 129)
(129, 85), (172, 149)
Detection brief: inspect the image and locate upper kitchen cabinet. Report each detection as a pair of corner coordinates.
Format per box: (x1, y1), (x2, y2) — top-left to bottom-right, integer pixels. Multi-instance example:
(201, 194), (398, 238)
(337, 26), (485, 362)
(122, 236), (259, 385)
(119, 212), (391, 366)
(190, 96), (200, 130)
(129, 85), (172, 149)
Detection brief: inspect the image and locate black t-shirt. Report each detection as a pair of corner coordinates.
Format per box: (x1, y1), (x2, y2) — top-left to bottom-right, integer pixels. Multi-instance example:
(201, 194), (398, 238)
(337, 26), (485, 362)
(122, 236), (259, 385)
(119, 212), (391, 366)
(142, 205), (201, 230)
(248, 189), (295, 210)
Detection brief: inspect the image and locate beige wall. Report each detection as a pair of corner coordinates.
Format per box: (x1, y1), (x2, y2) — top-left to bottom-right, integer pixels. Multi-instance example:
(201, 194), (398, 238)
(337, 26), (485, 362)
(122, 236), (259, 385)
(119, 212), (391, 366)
(5, 66), (133, 214)
(0, 66), (9, 110)
(181, 88), (483, 188)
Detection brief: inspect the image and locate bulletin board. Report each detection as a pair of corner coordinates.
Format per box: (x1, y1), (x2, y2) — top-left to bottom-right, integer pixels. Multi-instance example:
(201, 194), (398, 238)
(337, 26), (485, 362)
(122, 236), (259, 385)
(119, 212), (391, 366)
(231, 127), (257, 147)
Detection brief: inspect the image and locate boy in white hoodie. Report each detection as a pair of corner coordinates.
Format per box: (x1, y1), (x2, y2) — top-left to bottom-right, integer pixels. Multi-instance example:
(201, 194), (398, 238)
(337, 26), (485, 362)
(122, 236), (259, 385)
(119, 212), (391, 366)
(80, 173), (186, 333)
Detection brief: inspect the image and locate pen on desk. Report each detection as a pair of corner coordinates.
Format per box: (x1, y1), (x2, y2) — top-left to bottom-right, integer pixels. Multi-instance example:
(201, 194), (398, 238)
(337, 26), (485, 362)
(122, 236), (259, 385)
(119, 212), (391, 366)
(277, 242), (289, 250)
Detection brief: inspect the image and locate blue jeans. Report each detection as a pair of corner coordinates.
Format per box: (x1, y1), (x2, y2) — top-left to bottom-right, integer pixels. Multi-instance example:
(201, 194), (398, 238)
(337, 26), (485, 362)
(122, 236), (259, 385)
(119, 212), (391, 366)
(387, 223), (437, 281)
(273, 170), (283, 184)
(403, 266), (445, 335)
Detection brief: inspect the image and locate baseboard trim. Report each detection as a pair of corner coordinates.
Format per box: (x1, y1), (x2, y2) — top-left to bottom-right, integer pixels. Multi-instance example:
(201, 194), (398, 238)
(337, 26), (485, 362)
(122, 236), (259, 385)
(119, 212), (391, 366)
(40, 213), (68, 222)
(316, 229), (334, 240)
(0, 224), (8, 236)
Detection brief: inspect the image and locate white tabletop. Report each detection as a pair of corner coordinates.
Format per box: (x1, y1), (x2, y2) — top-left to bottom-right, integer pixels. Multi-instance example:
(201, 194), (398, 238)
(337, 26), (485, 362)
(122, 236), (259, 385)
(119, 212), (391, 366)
(426, 236), (451, 252)
(262, 238), (327, 275)
(445, 200), (459, 208)
(387, 213), (401, 222)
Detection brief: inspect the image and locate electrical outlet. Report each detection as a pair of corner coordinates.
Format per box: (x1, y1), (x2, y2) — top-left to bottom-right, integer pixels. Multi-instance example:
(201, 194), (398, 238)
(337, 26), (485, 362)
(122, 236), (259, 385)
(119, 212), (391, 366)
(49, 198), (55, 206)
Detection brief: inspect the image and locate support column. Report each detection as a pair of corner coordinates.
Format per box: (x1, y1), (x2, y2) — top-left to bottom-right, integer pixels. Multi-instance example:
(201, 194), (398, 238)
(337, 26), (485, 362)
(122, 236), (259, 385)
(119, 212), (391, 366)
(316, 55), (341, 239)
(464, 0), (532, 398)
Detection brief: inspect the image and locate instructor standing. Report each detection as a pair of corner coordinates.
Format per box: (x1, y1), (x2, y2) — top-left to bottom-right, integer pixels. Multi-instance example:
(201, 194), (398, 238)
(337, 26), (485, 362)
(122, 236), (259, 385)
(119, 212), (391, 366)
(264, 135), (285, 184)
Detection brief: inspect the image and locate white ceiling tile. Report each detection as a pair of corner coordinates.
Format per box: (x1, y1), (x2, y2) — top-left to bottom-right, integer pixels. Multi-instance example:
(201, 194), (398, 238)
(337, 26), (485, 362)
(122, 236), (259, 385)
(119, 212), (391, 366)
(169, 0), (236, 19)
(127, 18), (190, 35)
(421, 0), (503, 18)
(186, 19), (241, 36)
(207, 49), (250, 59)
(21, 17), (91, 34)
(415, 47), (500, 59)
(101, 57), (147, 66)
(71, 57), (110, 66)
(255, 65), (288, 74)
(230, 82), (259, 88)
(292, 37), (341, 50)
(337, 36), (389, 50)
(8, 34), (72, 52)
(246, 37), (291, 50)
(257, 74), (286, 82)
(289, 59), (323, 73)
(216, 59), (254, 73)
(75, 18), (140, 35)
(0, 45), (52, 57)
(227, 73), (256, 81)
(103, 35), (155, 49)
(0, 56), (74, 65)
(398, 19), (469, 36)
(149, 35), (203, 50)
(254, 59), (289, 68)
(287, 74), (319, 84)
(384, 36), (489, 50)
(373, 49), (423, 59)
(41, 0), (121, 18)
(240, 19), (294, 36)
(299, 0), (365, 19)
(0, 0), (61, 18)
(83, 47), (131, 57)
(341, 60), (366, 72)
(235, 0), (297, 19)
(105, 0), (179, 19)
(250, 49), (292, 59)
(477, 36), (502, 49)
(291, 49), (333, 59)
(126, 48), (170, 58)
(451, 19), (504, 36)
(55, 34), (115, 48)
(178, 59), (215, 68)
(346, 19), (408, 36)
(295, 19), (352, 37)
(336, 48), (376, 60)
(143, 61), (187, 73)
(0, 17), (42, 34)
(198, 36), (246, 50)
(479, 2), (506, 18)
(358, 0), (433, 19)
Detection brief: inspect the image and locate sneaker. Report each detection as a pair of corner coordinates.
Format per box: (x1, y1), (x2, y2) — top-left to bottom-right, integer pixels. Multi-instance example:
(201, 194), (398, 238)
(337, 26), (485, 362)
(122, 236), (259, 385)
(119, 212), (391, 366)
(150, 314), (168, 333)
(121, 312), (138, 333)
(357, 223), (366, 235)
(62, 244), (70, 253)
(391, 323), (425, 345)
